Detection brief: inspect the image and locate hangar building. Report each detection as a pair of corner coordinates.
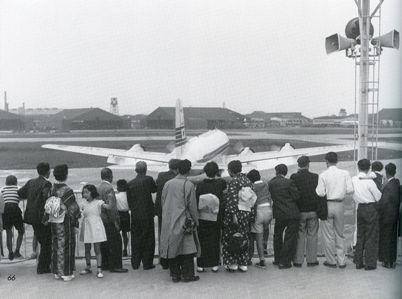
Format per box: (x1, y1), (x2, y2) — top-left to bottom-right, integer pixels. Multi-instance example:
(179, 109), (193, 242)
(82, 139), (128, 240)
(146, 107), (244, 129)
(379, 108), (402, 127)
(49, 108), (127, 131)
(244, 111), (311, 127)
(0, 109), (26, 131)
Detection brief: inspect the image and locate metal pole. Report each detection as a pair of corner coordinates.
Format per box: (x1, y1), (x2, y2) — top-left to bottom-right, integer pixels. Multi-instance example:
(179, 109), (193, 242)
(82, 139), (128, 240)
(358, 0), (370, 160)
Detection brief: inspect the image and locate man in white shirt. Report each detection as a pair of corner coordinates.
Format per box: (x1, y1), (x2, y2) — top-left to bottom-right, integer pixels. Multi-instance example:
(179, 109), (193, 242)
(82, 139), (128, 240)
(352, 159), (382, 270)
(316, 152), (354, 268)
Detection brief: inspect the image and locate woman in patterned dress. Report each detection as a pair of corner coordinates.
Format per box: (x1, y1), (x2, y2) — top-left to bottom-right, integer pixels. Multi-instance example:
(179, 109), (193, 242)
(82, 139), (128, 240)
(222, 160), (254, 272)
(48, 164), (81, 282)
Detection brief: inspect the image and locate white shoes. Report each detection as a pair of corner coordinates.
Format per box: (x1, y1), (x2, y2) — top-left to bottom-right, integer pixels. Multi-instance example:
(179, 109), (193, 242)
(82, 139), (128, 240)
(62, 275), (75, 282)
(80, 268), (92, 275)
(197, 267), (204, 272)
(97, 271), (104, 278)
(54, 274), (62, 280)
(238, 265), (247, 272)
(212, 266), (219, 272)
(224, 265), (238, 272)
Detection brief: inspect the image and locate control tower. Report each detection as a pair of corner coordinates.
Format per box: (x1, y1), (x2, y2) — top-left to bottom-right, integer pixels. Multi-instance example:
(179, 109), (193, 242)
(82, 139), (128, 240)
(110, 97), (119, 115)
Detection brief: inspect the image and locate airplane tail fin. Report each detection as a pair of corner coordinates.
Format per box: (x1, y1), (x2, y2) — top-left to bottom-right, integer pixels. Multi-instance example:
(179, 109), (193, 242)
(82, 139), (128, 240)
(175, 99), (187, 151)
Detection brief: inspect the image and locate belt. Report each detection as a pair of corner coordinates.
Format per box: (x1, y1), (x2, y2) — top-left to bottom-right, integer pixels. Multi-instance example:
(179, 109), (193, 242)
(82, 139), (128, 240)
(359, 202), (376, 205)
(327, 199), (343, 202)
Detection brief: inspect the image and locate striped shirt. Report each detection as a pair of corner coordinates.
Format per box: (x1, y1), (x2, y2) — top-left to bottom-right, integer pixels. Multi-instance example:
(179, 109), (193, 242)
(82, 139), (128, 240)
(1, 185), (20, 205)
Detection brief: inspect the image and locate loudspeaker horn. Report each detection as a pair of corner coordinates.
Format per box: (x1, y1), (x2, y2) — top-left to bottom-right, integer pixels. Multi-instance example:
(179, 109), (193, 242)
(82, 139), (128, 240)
(371, 30), (399, 50)
(325, 34), (357, 55)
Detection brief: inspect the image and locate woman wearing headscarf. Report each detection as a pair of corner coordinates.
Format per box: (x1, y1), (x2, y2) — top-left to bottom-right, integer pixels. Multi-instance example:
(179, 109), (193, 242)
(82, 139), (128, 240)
(45, 164), (81, 281)
(196, 162), (226, 273)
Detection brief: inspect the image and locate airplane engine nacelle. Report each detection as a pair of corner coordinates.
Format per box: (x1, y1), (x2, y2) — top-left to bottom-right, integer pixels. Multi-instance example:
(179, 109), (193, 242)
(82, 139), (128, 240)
(238, 147), (254, 157)
(128, 144), (145, 152)
(280, 143), (295, 152)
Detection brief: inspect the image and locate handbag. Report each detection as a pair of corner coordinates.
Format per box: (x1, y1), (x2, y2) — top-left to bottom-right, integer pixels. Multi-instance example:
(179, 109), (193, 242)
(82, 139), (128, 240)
(227, 232), (248, 254)
(316, 195), (328, 220)
(182, 180), (196, 234)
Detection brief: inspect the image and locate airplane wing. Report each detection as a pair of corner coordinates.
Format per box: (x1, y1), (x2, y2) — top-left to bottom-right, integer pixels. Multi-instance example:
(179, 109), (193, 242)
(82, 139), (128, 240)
(230, 143), (356, 163)
(220, 143), (357, 172)
(41, 144), (173, 165)
(223, 141), (398, 171)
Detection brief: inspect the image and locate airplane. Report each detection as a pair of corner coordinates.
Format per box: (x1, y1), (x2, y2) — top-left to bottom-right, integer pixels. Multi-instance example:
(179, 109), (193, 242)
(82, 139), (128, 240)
(42, 99), (357, 176)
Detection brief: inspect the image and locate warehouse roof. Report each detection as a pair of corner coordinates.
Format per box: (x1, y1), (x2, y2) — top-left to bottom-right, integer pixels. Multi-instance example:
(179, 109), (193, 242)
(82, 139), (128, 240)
(147, 107), (243, 121)
(51, 108), (123, 121)
(0, 109), (25, 120)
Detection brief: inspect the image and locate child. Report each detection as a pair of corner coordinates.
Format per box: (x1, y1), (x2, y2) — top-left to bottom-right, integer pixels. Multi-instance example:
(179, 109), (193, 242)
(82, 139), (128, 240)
(116, 179), (130, 257)
(359, 161), (385, 191)
(0, 175), (25, 260)
(80, 184), (114, 278)
(246, 170), (273, 269)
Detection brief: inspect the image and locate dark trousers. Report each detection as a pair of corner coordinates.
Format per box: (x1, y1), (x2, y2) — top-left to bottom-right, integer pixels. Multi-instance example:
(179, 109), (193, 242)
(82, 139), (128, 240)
(168, 254), (195, 279)
(101, 222), (123, 270)
(353, 203), (379, 268)
(32, 223), (51, 273)
(273, 219), (299, 265)
(158, 215), (168, 269)
(131, 217), (155, 269)
(379, 220), (398, 263)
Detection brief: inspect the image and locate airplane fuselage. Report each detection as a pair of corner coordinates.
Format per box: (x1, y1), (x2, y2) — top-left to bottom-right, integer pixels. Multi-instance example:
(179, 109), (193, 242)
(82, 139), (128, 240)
(175, 129), (230, 164)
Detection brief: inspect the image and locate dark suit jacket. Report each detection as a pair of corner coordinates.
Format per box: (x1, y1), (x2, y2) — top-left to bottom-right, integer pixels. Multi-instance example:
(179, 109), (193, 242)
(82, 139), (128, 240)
(290, 169), (319, 213)
(127, 173), (157, 220)
(154, 170), (177, 217)
(379, 178), (401, 224)
(97, 181), (118, 225)
(18, 176), (51, 225)
(269, 175), (300, 220)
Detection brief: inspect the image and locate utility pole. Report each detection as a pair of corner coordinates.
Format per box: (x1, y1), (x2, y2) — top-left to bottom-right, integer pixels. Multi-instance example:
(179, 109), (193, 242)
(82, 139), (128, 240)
(325, 0), (399, 161)
(358, 0), (370, 159)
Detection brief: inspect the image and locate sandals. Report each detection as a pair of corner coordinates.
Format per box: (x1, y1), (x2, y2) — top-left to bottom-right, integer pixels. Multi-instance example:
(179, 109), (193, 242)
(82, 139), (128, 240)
(224, 265), (238, 273)
(80, 268), (92, 275)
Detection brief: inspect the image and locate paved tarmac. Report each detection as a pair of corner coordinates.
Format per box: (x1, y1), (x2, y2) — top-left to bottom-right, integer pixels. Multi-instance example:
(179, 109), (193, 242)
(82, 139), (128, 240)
(1, 254), (401, 299)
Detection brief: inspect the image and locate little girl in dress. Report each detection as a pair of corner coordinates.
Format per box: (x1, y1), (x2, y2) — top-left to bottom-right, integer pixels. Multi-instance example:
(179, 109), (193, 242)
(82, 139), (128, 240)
(79, 184), (113, 278)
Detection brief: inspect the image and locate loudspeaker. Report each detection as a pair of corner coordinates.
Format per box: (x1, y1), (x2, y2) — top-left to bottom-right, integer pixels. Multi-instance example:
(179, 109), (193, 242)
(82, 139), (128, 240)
(371, 30), (399, 49)
(325, 34), (357, 55)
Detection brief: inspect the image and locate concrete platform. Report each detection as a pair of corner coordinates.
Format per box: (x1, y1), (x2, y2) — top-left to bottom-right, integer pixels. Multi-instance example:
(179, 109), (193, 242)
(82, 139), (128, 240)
(1, 255), (401, 299)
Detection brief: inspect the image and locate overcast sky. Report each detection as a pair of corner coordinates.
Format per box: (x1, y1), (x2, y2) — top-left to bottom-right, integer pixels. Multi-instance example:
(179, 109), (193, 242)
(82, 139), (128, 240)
(1, 0), (401, 118)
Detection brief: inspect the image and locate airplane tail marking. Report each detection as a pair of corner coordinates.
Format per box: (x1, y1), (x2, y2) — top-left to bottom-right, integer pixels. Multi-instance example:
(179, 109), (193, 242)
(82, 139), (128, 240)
(175, 99), (187, 149)
(175, 126), (187, 147)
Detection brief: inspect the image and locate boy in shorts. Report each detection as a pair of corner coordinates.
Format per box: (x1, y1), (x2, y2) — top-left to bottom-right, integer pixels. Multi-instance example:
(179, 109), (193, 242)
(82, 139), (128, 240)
(1, 175), (25, 260)
(116, 179), (130, 257)
(247, 170), (273, 269)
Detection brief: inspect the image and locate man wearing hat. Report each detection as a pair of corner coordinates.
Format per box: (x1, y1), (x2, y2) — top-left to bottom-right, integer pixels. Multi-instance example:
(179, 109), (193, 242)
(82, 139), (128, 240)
(290, 156), (320, 267)
(127, 161), (157, 270)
